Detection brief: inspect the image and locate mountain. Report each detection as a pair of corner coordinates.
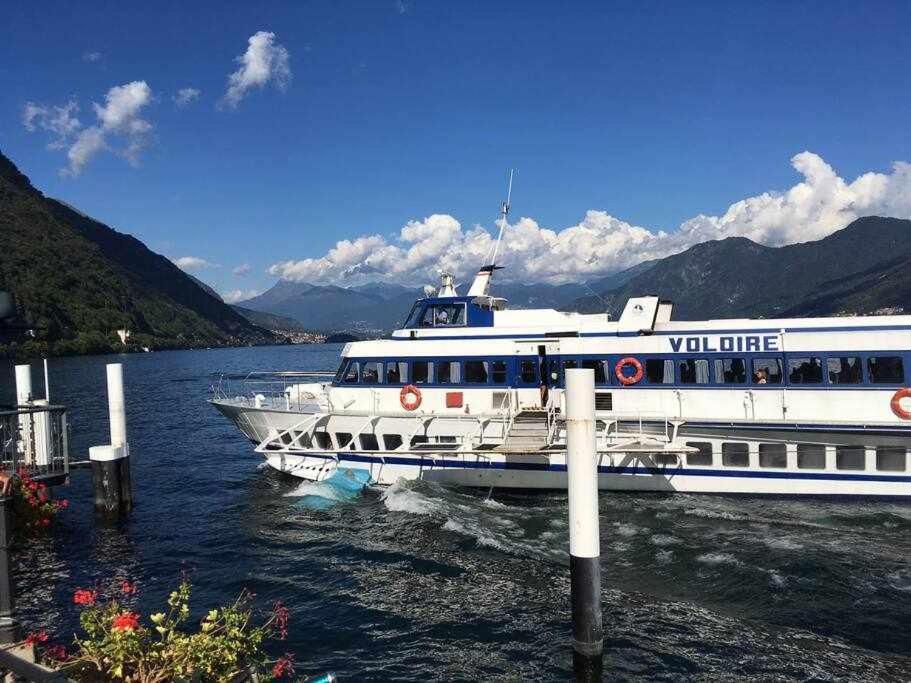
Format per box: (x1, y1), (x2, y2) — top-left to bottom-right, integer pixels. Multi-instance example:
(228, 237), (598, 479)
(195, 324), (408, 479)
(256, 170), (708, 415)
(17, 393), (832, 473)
(231, 305), (308, 331)
(0, 150), (276, 357)
(572, 217), (911, 319)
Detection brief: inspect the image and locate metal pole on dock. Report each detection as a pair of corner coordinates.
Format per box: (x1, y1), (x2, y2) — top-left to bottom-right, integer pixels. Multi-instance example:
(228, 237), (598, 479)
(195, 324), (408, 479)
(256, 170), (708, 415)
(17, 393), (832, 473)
(90, 364), (132, 517)
(0, 495), (20, 644)
(565, 368), (603, 681)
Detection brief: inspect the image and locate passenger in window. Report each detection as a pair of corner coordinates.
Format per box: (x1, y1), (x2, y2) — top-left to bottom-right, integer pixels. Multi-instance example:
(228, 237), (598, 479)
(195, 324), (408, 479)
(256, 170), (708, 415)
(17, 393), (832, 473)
(754, 369), (767, 384)
(436, 308), (449, 325)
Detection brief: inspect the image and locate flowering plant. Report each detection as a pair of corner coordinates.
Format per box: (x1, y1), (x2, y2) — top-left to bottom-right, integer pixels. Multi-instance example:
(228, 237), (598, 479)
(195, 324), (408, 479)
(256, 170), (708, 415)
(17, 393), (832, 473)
(11, 468), (67, 536)
(32, 578), (295, 682)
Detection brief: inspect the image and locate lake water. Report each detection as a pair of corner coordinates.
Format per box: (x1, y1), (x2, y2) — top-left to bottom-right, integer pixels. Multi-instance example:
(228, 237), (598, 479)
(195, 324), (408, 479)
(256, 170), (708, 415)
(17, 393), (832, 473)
(2, 345), (910, 680)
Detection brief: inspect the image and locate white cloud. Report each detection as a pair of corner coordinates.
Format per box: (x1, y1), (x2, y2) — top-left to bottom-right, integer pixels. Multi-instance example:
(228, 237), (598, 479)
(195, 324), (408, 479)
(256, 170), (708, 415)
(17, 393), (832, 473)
(233, 263), (252, 277)
(222, 289), (261, 304)
(24, 81), (154, 176)
(172, 256), (216, 271)
(221, 31), (291, 108)
(82, 51), (102, 63)
(22, 100), (81, 149)
(173, 87), (200, 107)
(268, 152), (911, 286)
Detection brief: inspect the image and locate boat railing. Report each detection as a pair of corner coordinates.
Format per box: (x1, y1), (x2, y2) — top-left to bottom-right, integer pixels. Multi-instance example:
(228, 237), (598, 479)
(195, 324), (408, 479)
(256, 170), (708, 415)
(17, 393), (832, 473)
(211, 371), (335, 411)
(0, 404), (69, 481)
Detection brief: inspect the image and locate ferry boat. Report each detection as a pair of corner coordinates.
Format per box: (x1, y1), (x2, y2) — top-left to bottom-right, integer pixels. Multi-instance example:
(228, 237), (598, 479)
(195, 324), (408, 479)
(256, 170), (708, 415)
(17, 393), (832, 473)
(212, 210), (911, 499)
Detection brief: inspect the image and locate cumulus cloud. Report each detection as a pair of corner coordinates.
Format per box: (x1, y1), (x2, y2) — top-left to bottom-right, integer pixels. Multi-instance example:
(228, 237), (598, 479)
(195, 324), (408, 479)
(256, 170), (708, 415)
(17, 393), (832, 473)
(172, 256), (216, 271)
(173, 87), (200, 107)
(82, 51), (102, 63)
(221, 31), (291, 108)
(268, 153), (911, 286)
(22, 100), (81, 149)
(25, 81), (154, 176)
(232, 263), (252, 277)
(222, 289), (261, 304)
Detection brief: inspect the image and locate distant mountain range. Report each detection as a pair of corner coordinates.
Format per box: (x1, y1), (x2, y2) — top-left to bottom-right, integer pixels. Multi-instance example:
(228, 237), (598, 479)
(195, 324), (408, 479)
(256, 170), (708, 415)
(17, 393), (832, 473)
(0, 150), (275, 357)
(239, 216), (909, 332)
(572, 216), (911, 319)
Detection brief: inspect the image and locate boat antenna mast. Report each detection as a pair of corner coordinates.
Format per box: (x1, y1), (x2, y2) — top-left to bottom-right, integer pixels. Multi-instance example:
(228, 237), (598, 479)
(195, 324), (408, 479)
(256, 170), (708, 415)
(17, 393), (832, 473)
(489, 168), (514, 269)
(468, 169), (514, 297)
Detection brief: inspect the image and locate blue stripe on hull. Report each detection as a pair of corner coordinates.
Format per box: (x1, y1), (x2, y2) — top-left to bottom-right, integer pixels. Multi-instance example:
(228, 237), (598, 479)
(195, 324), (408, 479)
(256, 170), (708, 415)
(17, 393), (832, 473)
(331, 452), (911, 483)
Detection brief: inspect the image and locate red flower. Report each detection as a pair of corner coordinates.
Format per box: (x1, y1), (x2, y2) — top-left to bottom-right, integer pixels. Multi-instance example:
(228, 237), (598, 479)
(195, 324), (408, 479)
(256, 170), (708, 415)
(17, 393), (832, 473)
(272, 655), (295, 679)
(43, 644), (68, 662)
(24, 630), (49, 646)
(27, 481), (38, 492)
(55, 499), (69, 510)
(111, 612), (140, 632)
(272, 601), (289, 640)
(121, 580), (136, 595)
(73, 589), (97, 606)
(40, 518), (50, 527)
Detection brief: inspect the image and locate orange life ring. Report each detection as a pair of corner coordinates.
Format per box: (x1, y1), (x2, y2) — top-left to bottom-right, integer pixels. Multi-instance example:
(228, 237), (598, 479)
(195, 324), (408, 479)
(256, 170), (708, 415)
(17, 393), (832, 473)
(400, 384), (422, 411)
(615, 357), (644, 386)
(891, 388), (911, 420)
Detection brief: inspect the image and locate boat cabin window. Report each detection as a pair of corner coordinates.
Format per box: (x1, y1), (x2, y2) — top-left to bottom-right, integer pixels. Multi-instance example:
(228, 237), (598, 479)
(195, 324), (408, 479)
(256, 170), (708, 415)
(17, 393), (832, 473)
(645, 359), (674, 384)
(418, 303), (467, 327)
(580, 360), (608, 384)
(836, 445), (865, 470)
(788, 357), (823, 384)
(827, 356), (862, 384)
(721, 442), (749, 467)
(758, 443), (787, 468)
(867, 356), (905, 384)
(343, 361), (359, 384)
(361, 361), (383, 385)
(403, 303), (423, 328)
(797, 444), (826, 469)
(465, 361), (488, 384)
(520, 360), (537, 384)
(686, 442), (713, 466)
(492, 360), (508, 384)
(386, 361), (408, 384)
(751, 358), (782, 384)
(438, 360), (461, 384)
(714, 358), (747, 384)
(412, 361), (433, 384)
(679, 359), (709, 384)
(875, 446), (906, 472)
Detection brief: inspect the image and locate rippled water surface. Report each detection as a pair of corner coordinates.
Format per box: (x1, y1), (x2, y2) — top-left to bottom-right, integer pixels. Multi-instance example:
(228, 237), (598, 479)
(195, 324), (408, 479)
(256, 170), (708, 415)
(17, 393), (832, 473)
(2, 346), (910, 680)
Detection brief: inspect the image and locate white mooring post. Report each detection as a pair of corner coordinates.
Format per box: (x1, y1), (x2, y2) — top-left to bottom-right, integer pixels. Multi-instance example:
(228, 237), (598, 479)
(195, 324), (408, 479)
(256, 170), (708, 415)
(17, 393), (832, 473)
(14, 364), (34, 465)
(565, 368), (603, 681)
(89, 363), (133, 517)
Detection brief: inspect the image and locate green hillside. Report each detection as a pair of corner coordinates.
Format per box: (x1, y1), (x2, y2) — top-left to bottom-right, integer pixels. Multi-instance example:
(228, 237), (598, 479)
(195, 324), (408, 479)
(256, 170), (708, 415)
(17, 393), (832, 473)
(0, 150), (276, 358)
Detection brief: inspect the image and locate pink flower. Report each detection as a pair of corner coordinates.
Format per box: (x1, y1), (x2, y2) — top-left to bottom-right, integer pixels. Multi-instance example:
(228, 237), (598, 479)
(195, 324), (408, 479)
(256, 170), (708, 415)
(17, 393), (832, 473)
(24, 630), (49, 646)
(43, 644), (68, 662)
(272, 601), (289, 640)
(111, 612), (140, 632)
(272, 655), (295, 679)
(73, 589), (97, 606)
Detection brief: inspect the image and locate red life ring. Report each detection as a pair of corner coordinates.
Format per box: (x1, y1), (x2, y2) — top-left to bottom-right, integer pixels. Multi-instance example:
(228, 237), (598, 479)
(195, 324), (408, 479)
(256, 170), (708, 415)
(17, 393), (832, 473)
(400, 384), (422, 411)
(615, 357), (644, 386)
(891, 388), (911, 420)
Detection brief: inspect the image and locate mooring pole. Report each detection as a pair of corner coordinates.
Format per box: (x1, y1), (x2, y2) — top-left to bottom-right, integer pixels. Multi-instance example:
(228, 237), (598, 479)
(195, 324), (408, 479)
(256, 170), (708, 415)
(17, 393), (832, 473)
(90, 364), (132, 517)
(565, 368), (603, 681)
(0, 494), (20, 644)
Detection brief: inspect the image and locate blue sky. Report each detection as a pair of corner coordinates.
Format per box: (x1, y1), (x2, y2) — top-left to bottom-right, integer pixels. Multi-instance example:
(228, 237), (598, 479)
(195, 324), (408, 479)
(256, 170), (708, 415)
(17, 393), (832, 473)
(2, 2), (910, 297)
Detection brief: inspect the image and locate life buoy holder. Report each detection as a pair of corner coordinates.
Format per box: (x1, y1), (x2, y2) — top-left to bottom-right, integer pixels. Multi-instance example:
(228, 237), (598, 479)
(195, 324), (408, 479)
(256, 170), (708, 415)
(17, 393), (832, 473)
(615, 357), (644, 386)
(891, 388), (911, 420)
(400, 384), (422, 411)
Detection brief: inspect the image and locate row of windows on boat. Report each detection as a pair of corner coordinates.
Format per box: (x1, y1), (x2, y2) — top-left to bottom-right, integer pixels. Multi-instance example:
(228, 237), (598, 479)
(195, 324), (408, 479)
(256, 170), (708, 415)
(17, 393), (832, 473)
(296, 430), (909, 472)
(334, 354), (907, 387)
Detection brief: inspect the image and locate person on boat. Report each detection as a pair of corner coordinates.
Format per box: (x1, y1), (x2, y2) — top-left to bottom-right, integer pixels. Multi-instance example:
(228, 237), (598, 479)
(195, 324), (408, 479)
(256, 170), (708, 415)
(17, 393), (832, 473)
(754, 369), (768, 384)
(436, 308), (449, 325)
